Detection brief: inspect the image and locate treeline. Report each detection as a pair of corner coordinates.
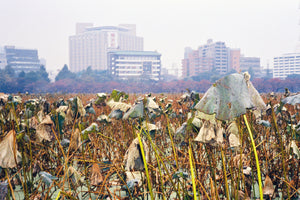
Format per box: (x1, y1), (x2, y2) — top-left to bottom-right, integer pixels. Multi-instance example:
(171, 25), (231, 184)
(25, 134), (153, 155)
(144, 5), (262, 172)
(0, 64), (300, 94)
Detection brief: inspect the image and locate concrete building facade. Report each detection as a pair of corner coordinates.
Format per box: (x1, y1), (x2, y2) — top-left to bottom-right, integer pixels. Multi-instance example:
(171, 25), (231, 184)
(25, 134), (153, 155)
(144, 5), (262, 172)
(239, 56), (260, 72)
(229, 49), (240, 72)
(182, 40), (261, 78)
(273, 53), (300, 79)
(0, 47), (7, 69)
(4, 46), (41, 74)
(69, 23), (144, 72)
(108, 51), (161, 80)
(182, 39), (229, 77)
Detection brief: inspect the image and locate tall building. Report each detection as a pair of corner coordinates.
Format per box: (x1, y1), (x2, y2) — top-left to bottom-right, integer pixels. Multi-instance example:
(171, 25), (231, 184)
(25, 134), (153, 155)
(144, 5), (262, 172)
(273, 53), (300, 79)
(239, 56), (260, 72)
(4, 46), (41, 74)
(108, 51), (161, 80)
(69, 23), (144, 72)
(229, 49), (240, 72)
(182, 39), (230, 77)
(182, 40), (261, 78)
(0, 47), (7, 69)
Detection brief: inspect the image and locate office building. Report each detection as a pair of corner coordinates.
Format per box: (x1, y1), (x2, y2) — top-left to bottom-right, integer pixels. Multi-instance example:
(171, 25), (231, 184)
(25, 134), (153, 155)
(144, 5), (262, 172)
(108, 51), (161, 80)
(69, 23), (144, 72)
(273, 53), (300, 79)
(229, 49), (240, 72)
(182, 39), (229, 77)
(4, 46), (41, 74)
(0, 47), (7, 69)
(240, 56), (260, 72)
(182, 40), (261, 78)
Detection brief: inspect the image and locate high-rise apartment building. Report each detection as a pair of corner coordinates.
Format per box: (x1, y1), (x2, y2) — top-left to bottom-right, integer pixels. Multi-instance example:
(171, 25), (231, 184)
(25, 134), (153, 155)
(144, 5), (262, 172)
(69, 23), (144, 72)
(182, 40), (261, 78)
(182, 39), (229, 77)
(229, 49), (240, 72)
(0, 47), (7, 69)
(273, 53), (300, 79)
(3, 46), (41, 74)
(108, 51), (161, 80)
(239, 56), (260, 73)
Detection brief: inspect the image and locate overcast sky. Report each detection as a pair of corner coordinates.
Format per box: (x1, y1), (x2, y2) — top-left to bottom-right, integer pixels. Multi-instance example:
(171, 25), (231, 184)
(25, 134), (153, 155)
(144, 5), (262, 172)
(0, 0), (299, 72)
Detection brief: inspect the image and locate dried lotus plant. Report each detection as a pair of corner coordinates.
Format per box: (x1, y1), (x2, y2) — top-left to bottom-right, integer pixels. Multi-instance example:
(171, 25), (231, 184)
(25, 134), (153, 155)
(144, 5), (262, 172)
(124, 137), (149, 171)
(0, 130), (21, 168)
(90, 163), (103, 186)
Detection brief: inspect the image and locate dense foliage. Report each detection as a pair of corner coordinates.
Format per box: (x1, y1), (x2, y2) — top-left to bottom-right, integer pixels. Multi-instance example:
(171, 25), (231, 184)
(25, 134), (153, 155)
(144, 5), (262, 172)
(0, 65), (299, 94)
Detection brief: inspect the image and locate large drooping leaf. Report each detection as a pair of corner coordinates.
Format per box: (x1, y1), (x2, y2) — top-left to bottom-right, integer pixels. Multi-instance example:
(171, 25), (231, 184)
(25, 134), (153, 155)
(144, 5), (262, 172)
(123, 102), (144, 120)
(108, 109), (123, 119)
(290, 140), (300, 159)
(194, 120), (223, 146)
(110, 89), (128, 102)
(0, 130), (21, 168)
(194, 73), (266, 121)
(90, 163), (103, 186)
(69, 128), (81, 152)
(36, 115), (54, 142)
(226, 121), (241, 148)
(70, 97), (86, 118)
(263, 175), (275, 198)
(39, 171), (58, 186)
(124, 137), (149, 171)
(107, 99), (131, 112)
(281, 93), (300, 105)
(94, 93), (107, 105)
(67, 166), (83, 186)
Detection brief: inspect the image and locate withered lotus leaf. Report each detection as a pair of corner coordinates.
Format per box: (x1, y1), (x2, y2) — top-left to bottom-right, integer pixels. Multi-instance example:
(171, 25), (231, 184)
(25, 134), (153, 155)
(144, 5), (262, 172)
(69, 128), (81, 152)
(124, 137), (149, 171)
(194, 120), (223, 146)
(0, 130), (21, 168)
(36, 115), (54, 142)
(263, 175), (275, 197)
(107, 99), (131, 112)
(194, 73), (266, 121)
(282, 93), (300, 105)
(90, 163), (103, 186)
(226, 121), (241, 147)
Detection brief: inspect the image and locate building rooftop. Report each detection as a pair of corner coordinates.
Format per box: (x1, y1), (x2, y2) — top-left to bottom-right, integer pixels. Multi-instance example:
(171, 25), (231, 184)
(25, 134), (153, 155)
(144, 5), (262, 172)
(109, 51), (161, 56)
(86, 26), (129, 32)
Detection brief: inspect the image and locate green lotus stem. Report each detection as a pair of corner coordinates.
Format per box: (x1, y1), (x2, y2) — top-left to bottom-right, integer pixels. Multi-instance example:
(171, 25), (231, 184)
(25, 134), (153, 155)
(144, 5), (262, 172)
(137, 130), (154, 200)
(220, 147), (230, 200)
(243, 114), (263, 200)
(189, 142), (197, 200)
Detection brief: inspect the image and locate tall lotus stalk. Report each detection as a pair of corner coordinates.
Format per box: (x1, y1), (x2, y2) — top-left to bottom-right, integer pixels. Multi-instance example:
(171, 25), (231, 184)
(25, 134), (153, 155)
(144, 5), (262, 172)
(137, 129), (154, 199)
(189, 141), (197, 200)
(243, 114), (263, 200)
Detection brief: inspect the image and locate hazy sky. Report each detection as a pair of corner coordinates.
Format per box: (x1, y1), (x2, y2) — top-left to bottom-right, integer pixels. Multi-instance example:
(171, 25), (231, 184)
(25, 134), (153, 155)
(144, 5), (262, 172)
(0, 0), (299, 72)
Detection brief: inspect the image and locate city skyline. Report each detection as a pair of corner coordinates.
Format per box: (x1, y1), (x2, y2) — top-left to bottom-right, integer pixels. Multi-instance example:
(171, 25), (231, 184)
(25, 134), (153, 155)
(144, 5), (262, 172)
(0, 0), (299, 72)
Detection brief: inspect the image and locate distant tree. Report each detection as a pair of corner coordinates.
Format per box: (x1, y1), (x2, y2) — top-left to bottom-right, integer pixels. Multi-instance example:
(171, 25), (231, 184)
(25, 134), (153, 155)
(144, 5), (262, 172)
(39, 65), (50, 82)
(286, 74), (300, 80)
(26, 71), (39, 82)
(19, 71), (26, 78)
(248, 67), (255, 80)
(4, 65), (15, 77)
(191, 71), (211, 81)
(55, 64), (76, 82)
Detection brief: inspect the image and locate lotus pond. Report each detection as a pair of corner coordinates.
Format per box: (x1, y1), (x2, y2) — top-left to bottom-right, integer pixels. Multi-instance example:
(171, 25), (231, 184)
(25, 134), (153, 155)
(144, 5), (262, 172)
(0, 73), (299, 200)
